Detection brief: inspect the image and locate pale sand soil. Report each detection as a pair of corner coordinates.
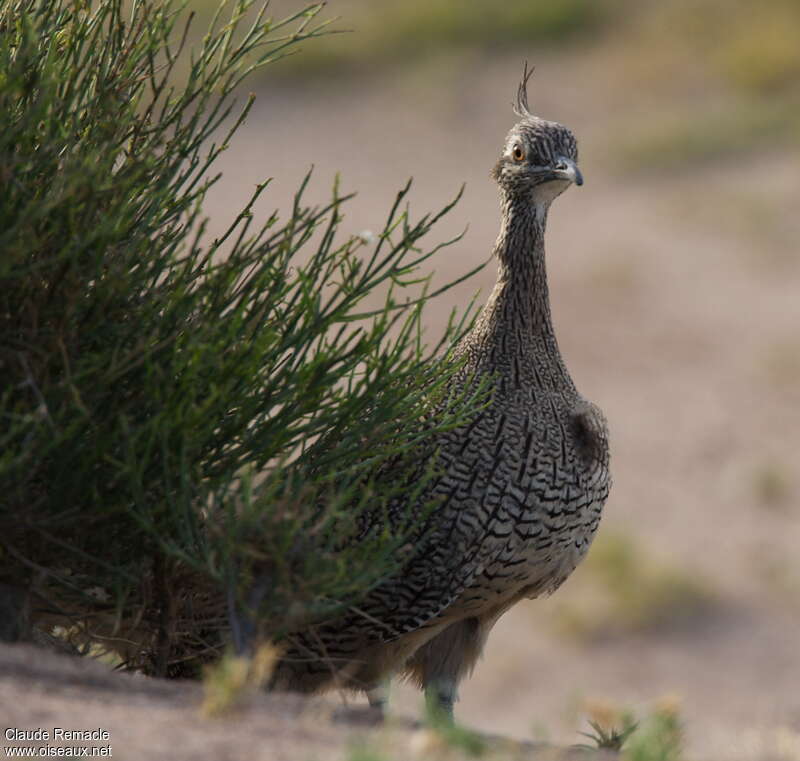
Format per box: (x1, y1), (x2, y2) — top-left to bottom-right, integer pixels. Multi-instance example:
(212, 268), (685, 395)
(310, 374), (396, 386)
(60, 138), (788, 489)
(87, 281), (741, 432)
(0, 643), (607, 760)
(4, 50), (799, 761)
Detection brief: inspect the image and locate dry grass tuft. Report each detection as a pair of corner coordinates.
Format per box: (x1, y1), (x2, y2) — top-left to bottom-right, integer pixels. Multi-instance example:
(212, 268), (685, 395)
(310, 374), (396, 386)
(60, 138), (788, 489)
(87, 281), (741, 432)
(201, 643), (279, 717)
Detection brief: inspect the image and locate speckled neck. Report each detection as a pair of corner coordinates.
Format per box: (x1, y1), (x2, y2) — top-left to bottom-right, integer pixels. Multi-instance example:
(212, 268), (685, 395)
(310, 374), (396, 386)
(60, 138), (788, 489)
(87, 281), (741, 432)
(488, 196), (552, 335)
(457, 193), (574, 395)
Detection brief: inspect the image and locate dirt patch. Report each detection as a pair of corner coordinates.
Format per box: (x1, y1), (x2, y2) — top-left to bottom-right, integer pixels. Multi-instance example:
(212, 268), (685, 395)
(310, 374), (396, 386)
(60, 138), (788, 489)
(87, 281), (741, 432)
(0, 643), (608, 761)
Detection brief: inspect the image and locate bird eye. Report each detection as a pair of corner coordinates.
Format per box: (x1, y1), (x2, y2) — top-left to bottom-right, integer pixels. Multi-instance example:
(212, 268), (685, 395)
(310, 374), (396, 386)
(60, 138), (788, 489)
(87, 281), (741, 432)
(512, 144), (525, 162)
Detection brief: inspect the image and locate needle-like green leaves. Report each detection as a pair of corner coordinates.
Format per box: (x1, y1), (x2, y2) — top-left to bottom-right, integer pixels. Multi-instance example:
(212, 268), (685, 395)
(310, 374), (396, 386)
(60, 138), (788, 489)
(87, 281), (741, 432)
(0, 0), (485, 674)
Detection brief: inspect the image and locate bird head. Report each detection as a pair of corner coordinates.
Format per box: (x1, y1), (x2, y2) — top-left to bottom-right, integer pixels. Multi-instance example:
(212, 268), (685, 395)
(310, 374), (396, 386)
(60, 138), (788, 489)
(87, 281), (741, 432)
(491, 64), (582, 205)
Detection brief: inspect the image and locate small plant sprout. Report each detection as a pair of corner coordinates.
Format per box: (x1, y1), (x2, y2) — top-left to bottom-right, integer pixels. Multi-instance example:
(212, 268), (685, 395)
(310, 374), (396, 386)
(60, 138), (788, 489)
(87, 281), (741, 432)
(578, 716), (638, 752)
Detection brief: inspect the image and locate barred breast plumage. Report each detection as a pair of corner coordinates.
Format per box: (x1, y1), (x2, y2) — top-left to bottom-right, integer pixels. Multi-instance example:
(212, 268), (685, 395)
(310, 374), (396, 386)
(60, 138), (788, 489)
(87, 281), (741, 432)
(270, 68), (611, 718)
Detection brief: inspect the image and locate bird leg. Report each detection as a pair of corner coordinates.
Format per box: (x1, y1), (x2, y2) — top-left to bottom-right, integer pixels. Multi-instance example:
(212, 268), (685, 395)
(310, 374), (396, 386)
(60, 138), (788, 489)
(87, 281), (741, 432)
(227, 574), (269, 657)
(407, 617), (486, 723)
(366, 679), (391, 715)
(425, 678), (457, 721)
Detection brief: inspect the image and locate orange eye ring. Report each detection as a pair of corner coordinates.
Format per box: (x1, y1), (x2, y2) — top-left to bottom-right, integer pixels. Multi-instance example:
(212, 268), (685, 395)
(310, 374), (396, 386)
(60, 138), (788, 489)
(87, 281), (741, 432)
(512, 144), (525, 162)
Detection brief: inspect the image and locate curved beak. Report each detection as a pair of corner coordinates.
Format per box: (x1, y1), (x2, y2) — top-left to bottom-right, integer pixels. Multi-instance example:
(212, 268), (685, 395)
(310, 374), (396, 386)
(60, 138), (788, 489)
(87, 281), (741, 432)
(555, 156), (583, 186)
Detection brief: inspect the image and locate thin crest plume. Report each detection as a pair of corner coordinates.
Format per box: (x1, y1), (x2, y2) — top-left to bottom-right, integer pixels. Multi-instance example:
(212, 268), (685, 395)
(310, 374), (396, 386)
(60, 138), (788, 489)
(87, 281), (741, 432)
(513, 61), (535, 118)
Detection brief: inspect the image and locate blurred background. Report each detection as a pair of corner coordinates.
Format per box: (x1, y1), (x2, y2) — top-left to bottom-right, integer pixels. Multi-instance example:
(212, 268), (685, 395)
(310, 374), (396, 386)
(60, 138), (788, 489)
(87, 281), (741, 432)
(201, 0), (800, 757)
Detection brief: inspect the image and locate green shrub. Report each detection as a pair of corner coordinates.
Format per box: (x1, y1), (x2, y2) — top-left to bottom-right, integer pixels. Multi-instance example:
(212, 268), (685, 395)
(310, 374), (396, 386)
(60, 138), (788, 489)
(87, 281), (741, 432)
(0, 0), (483, 674)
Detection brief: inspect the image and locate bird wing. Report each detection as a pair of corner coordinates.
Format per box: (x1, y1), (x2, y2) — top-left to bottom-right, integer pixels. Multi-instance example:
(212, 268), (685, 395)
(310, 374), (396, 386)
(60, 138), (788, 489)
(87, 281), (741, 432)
(354, 404), (561, 642)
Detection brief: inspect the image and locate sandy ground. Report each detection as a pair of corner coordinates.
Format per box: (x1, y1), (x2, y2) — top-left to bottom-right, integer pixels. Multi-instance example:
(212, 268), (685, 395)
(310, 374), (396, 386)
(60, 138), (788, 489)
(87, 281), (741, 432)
(0, 642), (610, 761)
(4, 45), (799, 761)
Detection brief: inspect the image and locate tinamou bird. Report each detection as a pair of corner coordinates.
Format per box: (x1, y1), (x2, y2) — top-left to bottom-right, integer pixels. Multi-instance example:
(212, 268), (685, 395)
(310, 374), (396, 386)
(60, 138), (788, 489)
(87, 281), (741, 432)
(267, 67), (611, 718)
